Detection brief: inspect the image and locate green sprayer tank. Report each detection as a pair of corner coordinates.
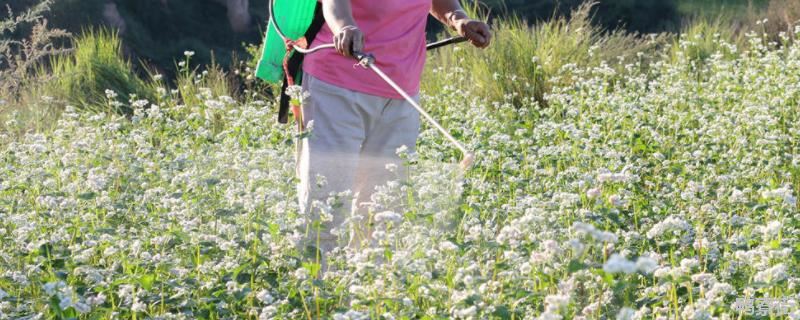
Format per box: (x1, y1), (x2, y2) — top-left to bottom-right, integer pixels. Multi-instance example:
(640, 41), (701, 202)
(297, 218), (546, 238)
(255, 0), (318, 83)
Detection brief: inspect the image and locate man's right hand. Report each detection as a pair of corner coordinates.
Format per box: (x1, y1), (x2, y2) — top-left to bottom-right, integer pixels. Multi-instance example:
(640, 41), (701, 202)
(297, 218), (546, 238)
(333, 25), (365, 58)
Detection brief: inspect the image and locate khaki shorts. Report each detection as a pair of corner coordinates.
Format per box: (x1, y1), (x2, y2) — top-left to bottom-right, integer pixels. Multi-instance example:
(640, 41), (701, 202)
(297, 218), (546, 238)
(296, 73), (421, 253)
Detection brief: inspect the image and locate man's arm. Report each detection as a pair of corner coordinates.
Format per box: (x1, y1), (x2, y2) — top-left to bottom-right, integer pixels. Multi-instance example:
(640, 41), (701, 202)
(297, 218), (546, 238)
(431, 0), (492, 48)
(322, 0), (364, 57)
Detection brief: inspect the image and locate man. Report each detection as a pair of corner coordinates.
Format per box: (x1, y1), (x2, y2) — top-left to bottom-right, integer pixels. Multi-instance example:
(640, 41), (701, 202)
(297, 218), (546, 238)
(296, 0), (491, 265)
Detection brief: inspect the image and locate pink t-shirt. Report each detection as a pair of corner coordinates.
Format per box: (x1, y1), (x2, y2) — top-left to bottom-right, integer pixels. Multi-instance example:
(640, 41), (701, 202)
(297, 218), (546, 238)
(303, 0), (431, 99)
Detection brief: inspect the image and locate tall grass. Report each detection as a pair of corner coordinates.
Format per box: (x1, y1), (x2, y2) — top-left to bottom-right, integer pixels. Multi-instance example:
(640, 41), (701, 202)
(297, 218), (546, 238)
(423, 2), (667, 108)
(37, 28), (153, 115)
(669, 18), (746, 65)
(169, 53), (234, 107)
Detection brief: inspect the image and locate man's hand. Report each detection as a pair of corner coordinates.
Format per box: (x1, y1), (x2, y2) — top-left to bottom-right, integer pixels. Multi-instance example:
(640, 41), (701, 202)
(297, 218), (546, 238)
(322, 0), (363, 58)
(333, 25), (365, 58)
(453, 19), (492, 48)
(434, 2), (492, 49)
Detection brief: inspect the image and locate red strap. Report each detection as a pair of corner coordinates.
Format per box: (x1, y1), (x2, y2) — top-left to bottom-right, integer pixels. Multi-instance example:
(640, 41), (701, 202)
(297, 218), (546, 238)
(282, 37), (309, 130)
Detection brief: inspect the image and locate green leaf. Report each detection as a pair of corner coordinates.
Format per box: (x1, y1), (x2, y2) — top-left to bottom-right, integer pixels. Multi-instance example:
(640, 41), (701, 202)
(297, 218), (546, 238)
(268, 222), (280, 239)
(140, 274), (156, 291)
(235, 272), (251, 285)
(204, 178), (221, 186)
(492, 305), (512, 319)
(384, 247), (393, 261)
(234, 287), (251, 301)
(38, 243), (54, 258)
(302, 261), (321, 278)
(567, 260), (587, 273)
(77, 192), (97, 200)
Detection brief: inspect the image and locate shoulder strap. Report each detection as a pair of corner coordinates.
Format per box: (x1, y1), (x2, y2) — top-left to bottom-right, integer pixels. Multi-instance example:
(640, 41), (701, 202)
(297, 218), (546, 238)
(278, 3), (326, 124)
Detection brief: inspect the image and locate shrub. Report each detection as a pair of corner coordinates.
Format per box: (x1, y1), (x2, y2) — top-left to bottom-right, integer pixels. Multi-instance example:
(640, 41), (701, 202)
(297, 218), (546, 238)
(0, 0), (71, 139)
(0, 0), (71, 97)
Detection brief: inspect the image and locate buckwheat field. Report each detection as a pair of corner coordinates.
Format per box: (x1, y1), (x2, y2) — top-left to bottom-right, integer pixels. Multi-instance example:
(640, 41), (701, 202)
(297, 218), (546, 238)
(1, 24), (800, 320)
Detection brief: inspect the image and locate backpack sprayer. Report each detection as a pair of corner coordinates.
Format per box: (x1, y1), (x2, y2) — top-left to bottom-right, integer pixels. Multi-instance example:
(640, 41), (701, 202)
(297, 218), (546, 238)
(258, 0), (475, 169)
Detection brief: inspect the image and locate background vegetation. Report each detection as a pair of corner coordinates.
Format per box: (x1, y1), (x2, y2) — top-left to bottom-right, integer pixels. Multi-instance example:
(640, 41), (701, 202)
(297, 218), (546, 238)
(2, 0), (799, 138)
(2, 0), (773, 78)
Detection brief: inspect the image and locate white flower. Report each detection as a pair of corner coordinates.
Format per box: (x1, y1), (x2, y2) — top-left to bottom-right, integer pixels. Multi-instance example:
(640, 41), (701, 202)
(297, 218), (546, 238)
(374, 211), (403, 224)
(760, 220), (782, 239)
(131, 300), (147, 312)
(572, 222), (618, 243)
(184, 50), (195, 57)
(334, 310), (369, 320)
(381, 312), (396, 320)
(396, 145), (409, 155)
(603, 254), (637, 274)
(690, 273), (715, 285)
(256, 290), (274, 305)
(439, 241), (458, 251)
(537, 312), (563, 320)
(87, 168), (108, 192)
(545, 294), (570, 309)
(0, 289), (7, 299)
(753, 264), (788, 284)
(132, 99), (149, 109)
(59, 295), (74, 310)
(635, 256), (658, 274)
(608, 194), (626, 207)
(704, 282), (735, 300)
(616, 307), (636, 320)
(454, 305), (477, 318)
(43, 281), (65, 296)
(285, 85), (311, 105)
(729, 188), (747, 203)
(260, 306), (278, 319)
(293, 268), (309, 280)
(680, 258), (699, 270)
(103, 246), (118, 257)
(597, 171), (632, 183)
(761, 186), (797, 206)
(73, 301), (91, 313)
(226, 281), (238, 292)
(646, 215), (691, 239)
(88, 294), (106, 306)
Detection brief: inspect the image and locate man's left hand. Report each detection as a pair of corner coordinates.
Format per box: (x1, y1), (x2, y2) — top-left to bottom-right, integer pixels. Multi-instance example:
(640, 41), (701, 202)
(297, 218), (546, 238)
(453, 19), (492, 48)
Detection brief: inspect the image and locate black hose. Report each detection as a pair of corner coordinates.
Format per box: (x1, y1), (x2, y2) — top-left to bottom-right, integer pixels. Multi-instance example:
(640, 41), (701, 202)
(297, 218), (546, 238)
(426, 36), (468, 51)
